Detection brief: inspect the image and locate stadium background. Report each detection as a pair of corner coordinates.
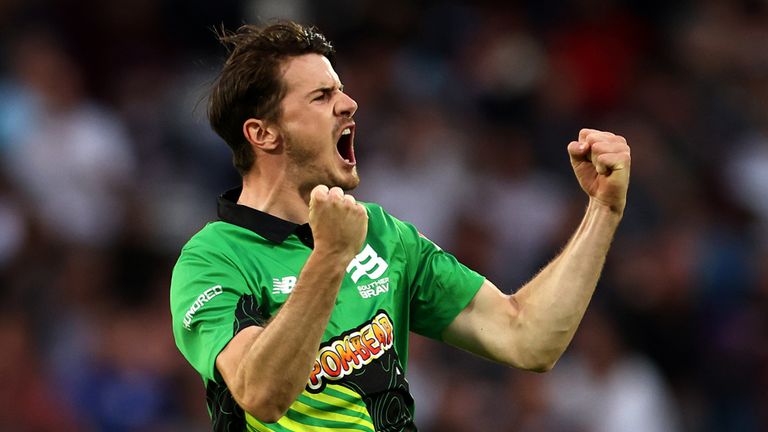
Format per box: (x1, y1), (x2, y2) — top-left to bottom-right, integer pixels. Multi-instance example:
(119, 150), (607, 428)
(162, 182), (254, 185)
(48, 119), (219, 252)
(0, 0), (766, 430)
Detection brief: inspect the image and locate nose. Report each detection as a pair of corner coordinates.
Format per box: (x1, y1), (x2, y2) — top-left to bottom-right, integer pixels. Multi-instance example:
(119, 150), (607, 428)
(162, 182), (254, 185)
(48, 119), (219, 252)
(335, 91), (358, 118)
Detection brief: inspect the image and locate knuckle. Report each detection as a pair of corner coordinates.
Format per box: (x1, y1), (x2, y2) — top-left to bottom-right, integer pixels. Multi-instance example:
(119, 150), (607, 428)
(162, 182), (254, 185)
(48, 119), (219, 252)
(599, 132), (615, 141)
(312, 187), (330, 201)
(586, 133), (602, 144)
(313, 192), (327, 203)
(579, 129), (592, 141)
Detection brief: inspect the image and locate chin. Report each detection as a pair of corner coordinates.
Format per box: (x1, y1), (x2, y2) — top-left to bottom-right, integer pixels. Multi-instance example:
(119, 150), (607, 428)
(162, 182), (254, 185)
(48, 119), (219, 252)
(339, 178), (360, 192)
(335, 171), (360, 191)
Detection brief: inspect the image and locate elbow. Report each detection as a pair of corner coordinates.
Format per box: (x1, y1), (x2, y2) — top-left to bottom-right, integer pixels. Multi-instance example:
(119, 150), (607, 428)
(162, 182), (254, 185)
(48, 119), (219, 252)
(520, 358), (557, 373)
(243, 404), (287, 424)
(236, 389), (293, 423)
(507, 348), (561, 373)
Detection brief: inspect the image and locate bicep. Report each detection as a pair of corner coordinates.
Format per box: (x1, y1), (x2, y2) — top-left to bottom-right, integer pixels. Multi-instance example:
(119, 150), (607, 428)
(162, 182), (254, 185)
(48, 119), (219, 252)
(441, 280), (521, 365)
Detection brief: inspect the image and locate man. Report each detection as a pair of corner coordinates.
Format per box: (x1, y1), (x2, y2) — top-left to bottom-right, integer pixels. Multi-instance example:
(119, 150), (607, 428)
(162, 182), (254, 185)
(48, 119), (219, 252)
(170, 21), (631, 432)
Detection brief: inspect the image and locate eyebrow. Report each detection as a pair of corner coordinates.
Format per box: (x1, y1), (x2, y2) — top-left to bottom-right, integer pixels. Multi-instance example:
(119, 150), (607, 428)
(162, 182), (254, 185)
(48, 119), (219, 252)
(307, 83), (344, 97)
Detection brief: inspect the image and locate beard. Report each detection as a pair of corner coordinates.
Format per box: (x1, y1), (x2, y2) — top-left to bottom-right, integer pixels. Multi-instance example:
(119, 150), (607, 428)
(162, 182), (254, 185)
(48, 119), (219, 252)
(283, 129), (359, 192)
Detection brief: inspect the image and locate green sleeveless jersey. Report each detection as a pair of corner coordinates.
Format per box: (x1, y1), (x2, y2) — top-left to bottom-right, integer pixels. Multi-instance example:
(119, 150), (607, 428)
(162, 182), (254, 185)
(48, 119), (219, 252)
(170, 188), (485, 432)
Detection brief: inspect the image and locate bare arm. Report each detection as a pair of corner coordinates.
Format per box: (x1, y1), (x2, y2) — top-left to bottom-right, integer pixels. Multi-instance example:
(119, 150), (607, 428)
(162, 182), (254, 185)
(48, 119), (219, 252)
(443, 129), (630, 371)
(444, 201), (619, 370)
(215, 186), (367, 422)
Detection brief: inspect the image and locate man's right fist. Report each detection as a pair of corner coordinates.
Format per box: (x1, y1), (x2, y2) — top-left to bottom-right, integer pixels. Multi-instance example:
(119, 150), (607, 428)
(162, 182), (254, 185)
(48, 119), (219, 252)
(308, 185), (368, 260)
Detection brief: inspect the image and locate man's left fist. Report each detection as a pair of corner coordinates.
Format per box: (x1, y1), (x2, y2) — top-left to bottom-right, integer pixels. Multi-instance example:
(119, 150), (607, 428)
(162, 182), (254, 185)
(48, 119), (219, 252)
(567, 128), (631, 215)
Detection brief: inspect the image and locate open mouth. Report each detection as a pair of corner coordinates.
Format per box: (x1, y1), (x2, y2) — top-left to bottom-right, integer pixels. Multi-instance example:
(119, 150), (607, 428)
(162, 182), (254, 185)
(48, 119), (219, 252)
(336, 126), (356, 165)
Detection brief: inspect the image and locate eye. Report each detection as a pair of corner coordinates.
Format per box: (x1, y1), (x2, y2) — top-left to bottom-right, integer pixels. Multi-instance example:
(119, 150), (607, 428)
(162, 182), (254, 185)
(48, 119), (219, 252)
(313, 90), (332, 102)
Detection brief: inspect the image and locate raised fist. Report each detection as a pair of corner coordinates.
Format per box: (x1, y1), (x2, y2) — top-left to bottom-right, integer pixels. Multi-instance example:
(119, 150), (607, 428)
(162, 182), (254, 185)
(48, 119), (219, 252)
(567, 128), (631, 215)
(308, 185), (369, 259)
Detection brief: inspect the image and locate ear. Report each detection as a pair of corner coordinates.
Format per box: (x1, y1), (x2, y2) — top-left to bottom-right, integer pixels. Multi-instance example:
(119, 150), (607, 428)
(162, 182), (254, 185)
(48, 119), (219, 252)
(243, 118), (280, 151)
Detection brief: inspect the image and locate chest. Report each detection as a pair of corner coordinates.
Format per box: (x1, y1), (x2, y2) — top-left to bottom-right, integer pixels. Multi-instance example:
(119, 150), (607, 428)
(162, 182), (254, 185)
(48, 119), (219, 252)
(240, 238), (409, 339)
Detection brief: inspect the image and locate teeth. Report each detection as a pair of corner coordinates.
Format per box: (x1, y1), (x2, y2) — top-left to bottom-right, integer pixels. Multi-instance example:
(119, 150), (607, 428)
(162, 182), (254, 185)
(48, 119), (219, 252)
(341, 128), (351, 135)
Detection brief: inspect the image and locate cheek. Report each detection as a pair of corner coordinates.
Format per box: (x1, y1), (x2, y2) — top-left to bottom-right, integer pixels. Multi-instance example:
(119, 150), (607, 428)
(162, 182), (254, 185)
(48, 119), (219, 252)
(284, 132), (322, 164)
(284, 117), (328, 144)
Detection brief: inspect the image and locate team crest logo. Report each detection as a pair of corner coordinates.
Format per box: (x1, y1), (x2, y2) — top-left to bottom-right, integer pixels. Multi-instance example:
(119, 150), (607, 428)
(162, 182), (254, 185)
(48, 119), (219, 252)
(346, 244), (388, 283)
(346, 244), (390, 299)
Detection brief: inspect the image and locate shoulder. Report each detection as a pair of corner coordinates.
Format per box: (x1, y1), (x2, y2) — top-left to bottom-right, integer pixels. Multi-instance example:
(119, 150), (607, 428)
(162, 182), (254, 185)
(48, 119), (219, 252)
(359, 201), (385, 217)
(358, 201), (423, 248)
(171, 222), (253, 297)
(359, 201), (406, 232)
(359, 201), (407, 227)
(174, 221), (252, 272)
(184, 220), (238, 243)
(180, 221), (258, 253)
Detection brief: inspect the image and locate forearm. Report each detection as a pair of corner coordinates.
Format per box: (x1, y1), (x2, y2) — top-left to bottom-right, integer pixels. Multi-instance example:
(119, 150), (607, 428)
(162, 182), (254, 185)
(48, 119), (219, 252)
(217, 185), (369, 421)
(232, 249), (349, 419)
(511, 199), (621, 368)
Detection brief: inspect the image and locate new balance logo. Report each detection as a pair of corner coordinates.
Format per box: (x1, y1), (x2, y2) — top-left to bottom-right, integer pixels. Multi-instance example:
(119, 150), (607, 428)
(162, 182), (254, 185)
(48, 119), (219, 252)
(346, 244), (388, 283)
(272, 276), (297, 295)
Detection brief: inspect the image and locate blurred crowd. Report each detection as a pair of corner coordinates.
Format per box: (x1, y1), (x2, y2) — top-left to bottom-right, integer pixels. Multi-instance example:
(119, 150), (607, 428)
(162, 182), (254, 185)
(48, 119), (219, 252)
(0, 0), (766, 430)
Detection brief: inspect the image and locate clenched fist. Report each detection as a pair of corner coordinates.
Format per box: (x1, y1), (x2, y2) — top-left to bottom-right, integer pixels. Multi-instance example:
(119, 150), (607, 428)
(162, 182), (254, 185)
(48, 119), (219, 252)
(567, 128), (631, 215)
(309, 185), (368, 260)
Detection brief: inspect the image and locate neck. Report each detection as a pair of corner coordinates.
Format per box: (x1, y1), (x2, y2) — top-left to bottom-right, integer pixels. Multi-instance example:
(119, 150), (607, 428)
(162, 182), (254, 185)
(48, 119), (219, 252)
(238, 171), (310, 224)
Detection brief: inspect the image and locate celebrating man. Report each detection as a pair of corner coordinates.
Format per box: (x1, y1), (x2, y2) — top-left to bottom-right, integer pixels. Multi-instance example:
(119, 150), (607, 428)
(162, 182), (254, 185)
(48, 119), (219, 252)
(170, 21), (631, 432)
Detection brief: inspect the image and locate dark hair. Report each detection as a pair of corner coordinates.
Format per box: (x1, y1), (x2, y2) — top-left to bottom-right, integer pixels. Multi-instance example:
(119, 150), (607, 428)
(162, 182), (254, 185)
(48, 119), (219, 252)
(208, 21), (335, 175)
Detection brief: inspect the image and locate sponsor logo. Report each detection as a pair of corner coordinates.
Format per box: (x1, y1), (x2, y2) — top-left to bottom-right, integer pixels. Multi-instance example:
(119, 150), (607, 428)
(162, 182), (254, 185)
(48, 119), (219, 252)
(307, 311), (395, 393)
(272, 276), (297, 295)
(183, 285), (223, 330)
(357, 277), (390, 299)
(346, 244), (388, 283)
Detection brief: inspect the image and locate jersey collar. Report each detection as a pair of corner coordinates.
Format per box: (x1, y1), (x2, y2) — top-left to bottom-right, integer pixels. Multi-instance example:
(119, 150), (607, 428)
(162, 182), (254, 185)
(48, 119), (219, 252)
(217, 187), (314, 247)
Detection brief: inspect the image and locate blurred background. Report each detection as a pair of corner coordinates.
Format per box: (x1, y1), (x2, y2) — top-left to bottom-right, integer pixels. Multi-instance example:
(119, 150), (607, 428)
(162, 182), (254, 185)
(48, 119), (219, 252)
(0, 0), (767, 430)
